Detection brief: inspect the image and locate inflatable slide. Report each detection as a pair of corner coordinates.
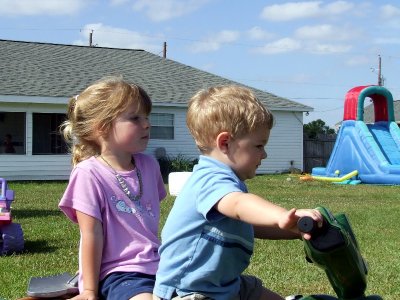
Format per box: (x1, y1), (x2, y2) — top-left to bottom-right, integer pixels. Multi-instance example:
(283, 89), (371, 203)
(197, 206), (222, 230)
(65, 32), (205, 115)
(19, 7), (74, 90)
(312, 85), (400, 184)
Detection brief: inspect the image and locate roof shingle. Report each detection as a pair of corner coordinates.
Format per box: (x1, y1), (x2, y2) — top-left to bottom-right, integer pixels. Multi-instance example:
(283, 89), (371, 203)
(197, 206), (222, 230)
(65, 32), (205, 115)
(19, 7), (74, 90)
(0, 39), (312, 111)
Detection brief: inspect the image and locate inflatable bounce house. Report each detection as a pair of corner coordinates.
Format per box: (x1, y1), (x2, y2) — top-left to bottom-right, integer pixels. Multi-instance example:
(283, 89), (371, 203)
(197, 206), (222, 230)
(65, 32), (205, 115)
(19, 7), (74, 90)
(312, 85), (400, 184)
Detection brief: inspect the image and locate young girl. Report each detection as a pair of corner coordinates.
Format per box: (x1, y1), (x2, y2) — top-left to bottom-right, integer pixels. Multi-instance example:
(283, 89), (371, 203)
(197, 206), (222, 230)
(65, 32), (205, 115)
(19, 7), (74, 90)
(59, 76), (166, 300)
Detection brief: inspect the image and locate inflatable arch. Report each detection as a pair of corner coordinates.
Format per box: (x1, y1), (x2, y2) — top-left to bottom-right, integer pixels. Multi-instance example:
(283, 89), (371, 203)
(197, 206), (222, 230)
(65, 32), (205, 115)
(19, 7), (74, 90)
(312, 85), (400, 184)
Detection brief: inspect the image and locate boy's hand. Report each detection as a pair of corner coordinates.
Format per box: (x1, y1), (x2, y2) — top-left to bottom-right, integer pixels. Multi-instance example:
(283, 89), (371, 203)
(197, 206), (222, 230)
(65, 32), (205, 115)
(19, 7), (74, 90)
(278, 208), (323, 240)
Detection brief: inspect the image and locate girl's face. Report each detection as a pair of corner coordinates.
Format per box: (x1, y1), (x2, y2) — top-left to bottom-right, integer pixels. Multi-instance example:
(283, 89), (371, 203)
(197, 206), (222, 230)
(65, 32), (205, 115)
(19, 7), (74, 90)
(106, 103), (151, 154)
(228, 127), (269, 181)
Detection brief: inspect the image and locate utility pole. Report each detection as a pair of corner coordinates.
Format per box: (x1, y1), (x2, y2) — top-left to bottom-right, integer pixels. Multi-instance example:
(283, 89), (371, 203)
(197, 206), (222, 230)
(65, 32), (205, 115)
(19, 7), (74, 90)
(163, 41), (167, 58)
(378, 55), (382, 86)
(89, 30), (94, 47)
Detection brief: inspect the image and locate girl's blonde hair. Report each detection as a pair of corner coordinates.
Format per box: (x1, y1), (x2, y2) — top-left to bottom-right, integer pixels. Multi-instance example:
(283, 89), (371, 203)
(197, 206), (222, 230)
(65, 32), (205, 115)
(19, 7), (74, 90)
(187, 85), (274, 153)
(61, 76), (152, 166)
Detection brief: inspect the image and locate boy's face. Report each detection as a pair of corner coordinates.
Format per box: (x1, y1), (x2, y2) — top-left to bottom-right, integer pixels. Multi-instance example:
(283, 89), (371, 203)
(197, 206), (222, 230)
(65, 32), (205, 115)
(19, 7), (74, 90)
(228, 127), (269, 181)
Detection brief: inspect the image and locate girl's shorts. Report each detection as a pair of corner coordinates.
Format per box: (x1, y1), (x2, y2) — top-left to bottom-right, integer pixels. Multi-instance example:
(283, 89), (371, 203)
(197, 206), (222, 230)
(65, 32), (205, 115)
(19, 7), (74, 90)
(99, 271), (156, 300)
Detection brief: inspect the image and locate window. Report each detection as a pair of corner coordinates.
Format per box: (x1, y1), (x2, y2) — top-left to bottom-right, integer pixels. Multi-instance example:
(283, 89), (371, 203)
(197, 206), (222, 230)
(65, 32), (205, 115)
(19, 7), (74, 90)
(150, 113), (174, 140)
(32, 113), (68, 155)
(0, 112), (26, 155)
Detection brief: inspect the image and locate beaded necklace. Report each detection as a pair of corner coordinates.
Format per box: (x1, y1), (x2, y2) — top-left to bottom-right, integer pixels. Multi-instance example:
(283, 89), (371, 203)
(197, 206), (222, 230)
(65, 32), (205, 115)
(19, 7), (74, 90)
(100, 155), (143, 202)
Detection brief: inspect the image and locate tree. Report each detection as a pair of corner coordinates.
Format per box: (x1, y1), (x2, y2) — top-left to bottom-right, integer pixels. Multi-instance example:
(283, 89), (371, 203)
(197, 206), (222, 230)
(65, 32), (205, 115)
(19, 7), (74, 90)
(303, 119), (335, 139)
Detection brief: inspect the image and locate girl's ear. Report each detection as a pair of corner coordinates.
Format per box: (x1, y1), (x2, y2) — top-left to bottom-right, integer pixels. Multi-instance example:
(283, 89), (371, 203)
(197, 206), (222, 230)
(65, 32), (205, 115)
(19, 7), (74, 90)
(96, 122), (109, 138)
(216, 132), (231, 153)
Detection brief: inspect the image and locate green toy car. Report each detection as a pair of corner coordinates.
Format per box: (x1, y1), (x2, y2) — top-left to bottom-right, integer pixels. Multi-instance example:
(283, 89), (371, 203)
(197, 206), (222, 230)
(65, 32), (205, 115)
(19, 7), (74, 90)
(287, 207), (382, 300)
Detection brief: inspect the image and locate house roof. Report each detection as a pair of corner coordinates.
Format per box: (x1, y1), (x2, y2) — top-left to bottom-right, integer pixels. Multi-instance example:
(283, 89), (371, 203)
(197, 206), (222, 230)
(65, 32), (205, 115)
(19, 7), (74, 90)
(364, 100), (400, 123)
(0, 39), (312, 111)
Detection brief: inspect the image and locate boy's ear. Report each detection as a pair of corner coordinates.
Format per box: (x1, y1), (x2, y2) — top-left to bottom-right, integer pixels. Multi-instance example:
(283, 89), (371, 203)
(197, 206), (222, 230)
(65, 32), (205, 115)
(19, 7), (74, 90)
(216, 132), (231, 153)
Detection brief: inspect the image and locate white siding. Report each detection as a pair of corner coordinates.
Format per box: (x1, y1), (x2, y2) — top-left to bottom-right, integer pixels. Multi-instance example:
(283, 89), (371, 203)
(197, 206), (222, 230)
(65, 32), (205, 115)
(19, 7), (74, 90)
(0, 102), (73, 181)
(146, 106), (199, 159)
(258, 111), (304, 173)
(0, 102), (305, 181)
(147, 108), (305, 174)
(0, 155), (72, 180)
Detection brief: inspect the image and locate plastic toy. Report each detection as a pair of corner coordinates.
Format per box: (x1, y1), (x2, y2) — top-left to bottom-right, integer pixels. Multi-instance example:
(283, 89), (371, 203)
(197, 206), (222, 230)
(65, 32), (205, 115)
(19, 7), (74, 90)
(168, 171), (192, 196)
(287, 207), (382, 300)
(312, 85), (400, 184)
(311, 170), (358, 183)
(25, 272), (79, 299)
(0, 177), (24, 255)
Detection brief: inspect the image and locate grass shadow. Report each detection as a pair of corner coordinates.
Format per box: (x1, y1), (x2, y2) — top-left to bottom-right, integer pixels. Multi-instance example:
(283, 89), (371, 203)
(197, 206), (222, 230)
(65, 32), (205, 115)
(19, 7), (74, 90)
(22, 239), (58, 254)
(12, 209), (64, 219)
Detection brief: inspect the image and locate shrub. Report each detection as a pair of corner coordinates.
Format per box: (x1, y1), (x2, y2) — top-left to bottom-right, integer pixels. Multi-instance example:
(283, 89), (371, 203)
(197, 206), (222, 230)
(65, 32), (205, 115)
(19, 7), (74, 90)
(157, 154), (198, 183)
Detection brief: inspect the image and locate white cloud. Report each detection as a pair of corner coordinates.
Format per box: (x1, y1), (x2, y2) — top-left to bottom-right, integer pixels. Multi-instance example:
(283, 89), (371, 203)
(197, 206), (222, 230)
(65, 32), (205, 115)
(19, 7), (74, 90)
(252, 38), (302, 54)
(132, 0), (209, 22)
(252, 37), (351, 55)
(0, 0), (88, 16)
(380, 4), (400, 18)
(261, 2), (321, 21)
(374, 37), (400, 45)
(189, 30), (240, 53)
(351, 2), (372, 18)
(295, 24), (357, 41)
(345, 55), (372, 66)
(110, 0), (130, 5)
(73, 23), (163, 52)
(307, 43), (352, 54)
(261, 1), (353, 21)
(379, 4), (400, 28)
(324, 1), (353, 14)
(247, 26), (274, 40)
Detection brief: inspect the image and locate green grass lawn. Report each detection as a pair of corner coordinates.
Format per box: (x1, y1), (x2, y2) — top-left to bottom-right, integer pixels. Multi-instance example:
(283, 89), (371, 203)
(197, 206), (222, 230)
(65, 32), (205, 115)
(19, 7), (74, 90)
(1, 175), (399, 299)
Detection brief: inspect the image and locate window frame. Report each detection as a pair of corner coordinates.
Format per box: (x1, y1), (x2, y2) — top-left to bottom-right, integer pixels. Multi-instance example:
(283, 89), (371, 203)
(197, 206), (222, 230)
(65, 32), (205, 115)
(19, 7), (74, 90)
(32, 112), (68, 155)
(0, 111), (26, 155)
(150, 112), (174, 140)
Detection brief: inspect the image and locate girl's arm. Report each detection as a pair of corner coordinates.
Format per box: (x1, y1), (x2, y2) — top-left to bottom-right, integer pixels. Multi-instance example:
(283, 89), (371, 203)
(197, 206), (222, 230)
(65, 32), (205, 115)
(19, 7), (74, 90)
(71, 211), (103, 300)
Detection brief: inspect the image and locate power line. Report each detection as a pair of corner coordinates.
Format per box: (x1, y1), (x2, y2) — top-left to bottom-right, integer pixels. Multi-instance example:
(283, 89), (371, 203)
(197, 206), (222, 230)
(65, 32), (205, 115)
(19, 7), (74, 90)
(0, 27), (81, 31)
(3, 26), (400, 60)
(317, 106), (344, 112)
(291, 97), (343, 100)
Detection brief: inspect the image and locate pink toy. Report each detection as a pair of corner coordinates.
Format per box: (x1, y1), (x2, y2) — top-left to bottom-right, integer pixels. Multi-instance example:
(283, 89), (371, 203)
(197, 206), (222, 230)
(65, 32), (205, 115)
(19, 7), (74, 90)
(0, 177), (24, 254)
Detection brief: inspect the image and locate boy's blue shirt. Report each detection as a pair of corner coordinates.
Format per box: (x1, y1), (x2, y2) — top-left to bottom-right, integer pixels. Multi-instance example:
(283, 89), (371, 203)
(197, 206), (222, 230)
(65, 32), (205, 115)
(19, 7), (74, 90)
(154, 155), (254, 300)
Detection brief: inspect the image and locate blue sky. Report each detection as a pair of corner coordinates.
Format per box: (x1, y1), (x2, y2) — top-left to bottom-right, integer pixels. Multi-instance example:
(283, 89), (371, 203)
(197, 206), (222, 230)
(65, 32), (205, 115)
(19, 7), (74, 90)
(1, 0), (400, 127)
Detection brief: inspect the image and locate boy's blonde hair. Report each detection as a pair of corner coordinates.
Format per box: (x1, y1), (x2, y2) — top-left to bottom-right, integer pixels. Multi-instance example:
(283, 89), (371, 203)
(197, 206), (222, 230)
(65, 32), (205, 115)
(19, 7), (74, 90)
(61, 76), (152, 166)
(187, 85), (274, 153)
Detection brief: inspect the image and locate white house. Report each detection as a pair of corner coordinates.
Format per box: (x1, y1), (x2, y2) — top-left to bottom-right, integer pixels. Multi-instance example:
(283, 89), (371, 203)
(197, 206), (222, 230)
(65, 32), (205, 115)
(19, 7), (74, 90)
(0, 39), (313, 181)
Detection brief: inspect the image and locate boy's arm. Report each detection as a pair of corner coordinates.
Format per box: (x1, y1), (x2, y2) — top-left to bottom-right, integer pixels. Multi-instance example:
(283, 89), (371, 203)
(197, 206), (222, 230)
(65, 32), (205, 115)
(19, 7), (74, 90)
(215, 191), (321, 239)
(75, 211), (103, 300)
(215, 192), (286, 227)
(253, 225), (300, 240)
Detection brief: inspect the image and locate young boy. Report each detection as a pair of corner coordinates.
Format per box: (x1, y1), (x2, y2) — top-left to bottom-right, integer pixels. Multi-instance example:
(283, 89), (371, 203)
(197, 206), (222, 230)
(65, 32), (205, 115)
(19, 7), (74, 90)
(154, 85), (322, 300)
